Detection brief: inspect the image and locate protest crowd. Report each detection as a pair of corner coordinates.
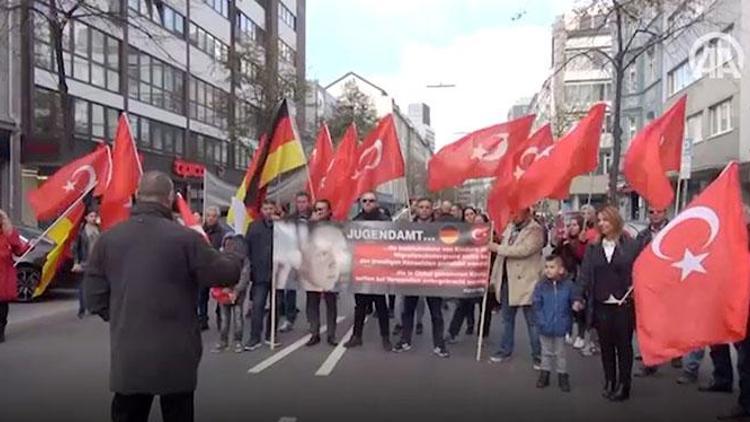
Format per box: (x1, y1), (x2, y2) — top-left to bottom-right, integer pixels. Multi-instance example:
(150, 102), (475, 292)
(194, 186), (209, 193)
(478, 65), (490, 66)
(2, 97), (750, 422)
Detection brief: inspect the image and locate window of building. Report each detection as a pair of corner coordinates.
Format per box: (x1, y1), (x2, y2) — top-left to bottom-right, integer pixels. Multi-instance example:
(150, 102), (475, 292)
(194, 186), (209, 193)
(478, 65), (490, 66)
(203, 0), (229, 18)
(628, 116), (637, 141)
(564, 81), (611, 106)
(128, 0), (185, 36)
(235, 101), (259, 138)
(564, 49), (609, 72)
(628, 67), (637, 93)
(278, 2), (296, 30)
(598, 150), (613, 175)
(686, 112), (703, 144)
(667, 60), (696, 96)
(646, 48), (657, 83)
(239, 58), (261, 82)
(128, 48), (185, 114)
(192, 133), (228, 166)
(189, 23), (229, 63)
(234, 143), (252, 170)
(35, 20), (120, 93)
(33, 87), (63, 136)
(130, 114), (185, 155)
(189, 77), (228, 129)
(237, 12), (265, 45)
(278, 39), (296, 65)
(70, 97), (120, 141)
(708, 98), (732, 136)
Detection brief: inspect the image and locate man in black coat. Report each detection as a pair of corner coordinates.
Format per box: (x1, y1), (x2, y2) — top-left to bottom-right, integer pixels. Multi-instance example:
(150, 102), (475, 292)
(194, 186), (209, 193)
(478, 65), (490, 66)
(344, 192), (392, 351)
(198, 205), (226, 331)
(245, 200), (283, 350)
(84, 171), (242, 422)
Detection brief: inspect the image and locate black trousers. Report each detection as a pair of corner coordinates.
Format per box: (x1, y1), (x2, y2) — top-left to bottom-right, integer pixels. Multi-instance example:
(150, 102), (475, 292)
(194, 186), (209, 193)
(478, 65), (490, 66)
(197, 287), (210, 324)
(401, 296), (445, 348)
(594, 303), (635, 386)
(353, 294), (389, 339)
(0, 301), (8, 335)
(307, 291), (337, 339)
(738, 336), (750, 411)
(709, 344), (735, 387)
(281, 289), (298, 323)
(448, 298), (478, 337)
(388, 294), (396, 314)
(111, 392), (193, 422)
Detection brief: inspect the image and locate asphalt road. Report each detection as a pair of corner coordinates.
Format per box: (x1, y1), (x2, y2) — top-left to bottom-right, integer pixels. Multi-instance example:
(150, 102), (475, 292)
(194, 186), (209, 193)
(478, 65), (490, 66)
(0, 290), (738, 422)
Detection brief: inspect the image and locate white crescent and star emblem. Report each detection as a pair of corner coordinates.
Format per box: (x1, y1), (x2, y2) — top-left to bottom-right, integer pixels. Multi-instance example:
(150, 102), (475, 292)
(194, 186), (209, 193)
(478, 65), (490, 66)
(471, 133), (509, 162)
(63, 165), (97, 194)
(318, 159), (336, 190)
(513, 146), (540, 179)
(650, 206), (720, 281)
(352, 139), (383, 180)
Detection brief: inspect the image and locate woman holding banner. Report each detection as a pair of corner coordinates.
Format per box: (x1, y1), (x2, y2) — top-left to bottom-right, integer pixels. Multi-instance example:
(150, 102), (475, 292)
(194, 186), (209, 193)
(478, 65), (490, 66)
(579, 206), (640, 402)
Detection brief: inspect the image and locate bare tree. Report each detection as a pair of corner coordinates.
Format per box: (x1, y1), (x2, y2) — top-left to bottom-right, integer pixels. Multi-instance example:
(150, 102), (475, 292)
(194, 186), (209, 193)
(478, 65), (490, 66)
(555, 0), (716, 202)
(327, 80), (377, 142)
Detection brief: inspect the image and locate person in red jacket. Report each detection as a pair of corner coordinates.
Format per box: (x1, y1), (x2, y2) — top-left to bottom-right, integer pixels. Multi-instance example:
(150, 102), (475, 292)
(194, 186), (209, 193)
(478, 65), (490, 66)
(0, 209), (29, 343)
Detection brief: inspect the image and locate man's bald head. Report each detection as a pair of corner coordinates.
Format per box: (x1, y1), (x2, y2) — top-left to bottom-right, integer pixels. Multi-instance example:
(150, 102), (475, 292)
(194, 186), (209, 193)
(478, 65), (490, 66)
(137, 171), (174, 207)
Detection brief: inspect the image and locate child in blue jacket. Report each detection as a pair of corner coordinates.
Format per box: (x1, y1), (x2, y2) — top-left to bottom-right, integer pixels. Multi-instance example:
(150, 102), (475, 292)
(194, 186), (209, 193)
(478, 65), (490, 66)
(532, 255), (584, 392)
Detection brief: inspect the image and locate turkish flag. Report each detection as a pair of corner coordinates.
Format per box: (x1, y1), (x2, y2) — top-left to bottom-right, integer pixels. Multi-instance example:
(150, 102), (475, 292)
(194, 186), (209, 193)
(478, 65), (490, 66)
(318, 123), (358, 209)
(333, 115), (405, 219)
(28, 144), (110, 221)
(623, 96), (687, 210)
(514, 103), (606, 210)
(175, 192), (208, 240)
(427, 115), (535, 192)
(307, 123), (334, 200)
(634, 162), (750, 366)
(100, 114), (143, 230)
(487, 124), (553, 233)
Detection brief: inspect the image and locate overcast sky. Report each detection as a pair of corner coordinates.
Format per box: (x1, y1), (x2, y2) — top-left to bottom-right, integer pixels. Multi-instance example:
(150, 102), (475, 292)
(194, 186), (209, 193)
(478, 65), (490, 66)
(307, 0), (580, 150)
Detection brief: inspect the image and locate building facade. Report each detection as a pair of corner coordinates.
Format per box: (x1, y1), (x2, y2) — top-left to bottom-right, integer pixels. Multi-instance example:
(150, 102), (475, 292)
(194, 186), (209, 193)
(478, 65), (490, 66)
(407, 102), (435, 153)
(1, 0), (306, 226)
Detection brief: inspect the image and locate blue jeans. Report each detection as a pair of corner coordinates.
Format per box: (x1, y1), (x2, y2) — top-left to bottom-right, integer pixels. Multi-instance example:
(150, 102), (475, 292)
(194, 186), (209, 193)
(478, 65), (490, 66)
(496, 281), (541, 361)
(683, 348), (705, 376)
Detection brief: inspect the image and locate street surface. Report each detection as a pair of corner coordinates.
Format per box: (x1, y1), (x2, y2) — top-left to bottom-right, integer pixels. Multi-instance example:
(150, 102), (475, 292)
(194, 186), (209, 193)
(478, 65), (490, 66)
(0, 288), (737, 422)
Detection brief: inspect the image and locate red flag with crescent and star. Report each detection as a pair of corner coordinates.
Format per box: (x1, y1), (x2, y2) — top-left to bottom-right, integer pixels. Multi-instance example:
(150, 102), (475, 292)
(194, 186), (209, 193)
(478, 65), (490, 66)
(634, 161), (750, 366)
(333, 115), (405, 219)
(100, 113), (143, 230)
(514, 103), (606, 210)
(27, 144), (110, 222)
(623, 96), (687, 210)
(307, 123), (335, 200)
(427, 115), (535, 192)
(487, 124), (553, 233)
(318, 123), (359, 217)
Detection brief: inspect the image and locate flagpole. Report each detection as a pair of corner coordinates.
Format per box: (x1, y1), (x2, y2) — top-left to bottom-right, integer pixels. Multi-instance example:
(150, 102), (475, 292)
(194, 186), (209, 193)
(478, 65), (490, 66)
(121, 112), (143, 176)
(202, 171), (208, 221)
(271, 259), (277, 350)
(476, 223), (494, 362)
(304, 162), (316, 203)
(674, 178), (683, 214)
(15, 184), (95, 267)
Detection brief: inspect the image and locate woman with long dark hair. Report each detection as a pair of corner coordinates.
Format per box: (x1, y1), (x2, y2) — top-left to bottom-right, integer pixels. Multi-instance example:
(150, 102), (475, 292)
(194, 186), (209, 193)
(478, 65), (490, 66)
(579, 206), (640, 402)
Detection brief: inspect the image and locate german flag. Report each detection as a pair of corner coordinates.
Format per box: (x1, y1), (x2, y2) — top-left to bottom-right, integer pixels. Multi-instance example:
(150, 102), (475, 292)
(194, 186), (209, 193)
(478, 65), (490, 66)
(227, 99), (306, 232)
(34, 202), (85, 298)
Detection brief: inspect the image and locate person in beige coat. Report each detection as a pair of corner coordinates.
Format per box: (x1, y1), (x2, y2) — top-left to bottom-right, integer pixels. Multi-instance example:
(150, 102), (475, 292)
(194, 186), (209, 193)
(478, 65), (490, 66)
(487, 208), (545, 368)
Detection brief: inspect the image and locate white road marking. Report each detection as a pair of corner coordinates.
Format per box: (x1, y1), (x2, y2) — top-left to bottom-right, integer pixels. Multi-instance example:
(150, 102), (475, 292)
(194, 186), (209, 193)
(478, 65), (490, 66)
(315, 323), (355, 377)
(248, 316), (346, 374)
(277, 417), (297, 422)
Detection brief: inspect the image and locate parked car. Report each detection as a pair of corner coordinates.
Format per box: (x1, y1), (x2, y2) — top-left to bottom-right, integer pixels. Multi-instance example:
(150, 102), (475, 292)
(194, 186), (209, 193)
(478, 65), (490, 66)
(13, 225), (64, 302)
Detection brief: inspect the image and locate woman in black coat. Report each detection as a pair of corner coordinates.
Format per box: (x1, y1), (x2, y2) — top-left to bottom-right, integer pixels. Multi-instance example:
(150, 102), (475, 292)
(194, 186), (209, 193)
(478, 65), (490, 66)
(579, 206), (640, 402)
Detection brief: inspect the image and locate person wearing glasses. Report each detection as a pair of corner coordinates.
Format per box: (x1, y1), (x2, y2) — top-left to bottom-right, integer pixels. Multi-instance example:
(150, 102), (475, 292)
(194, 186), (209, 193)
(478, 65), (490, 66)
(633, 207), (683, 377)
(344, 192), (392, 351)
(393, 197), (450, 358)
(303, 199), (339, 346)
